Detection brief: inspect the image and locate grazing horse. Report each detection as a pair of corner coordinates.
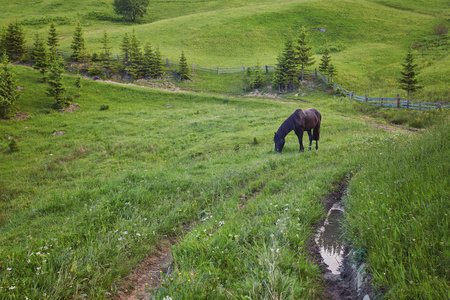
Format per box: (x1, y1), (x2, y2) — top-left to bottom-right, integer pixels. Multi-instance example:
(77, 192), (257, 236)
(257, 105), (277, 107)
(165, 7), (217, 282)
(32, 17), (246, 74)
(274, 108), (321, 153)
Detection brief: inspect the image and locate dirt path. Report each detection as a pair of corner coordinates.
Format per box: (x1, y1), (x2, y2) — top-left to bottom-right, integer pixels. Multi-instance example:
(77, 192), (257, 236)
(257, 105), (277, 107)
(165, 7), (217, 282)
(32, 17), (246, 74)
(115, 238), (173, 300)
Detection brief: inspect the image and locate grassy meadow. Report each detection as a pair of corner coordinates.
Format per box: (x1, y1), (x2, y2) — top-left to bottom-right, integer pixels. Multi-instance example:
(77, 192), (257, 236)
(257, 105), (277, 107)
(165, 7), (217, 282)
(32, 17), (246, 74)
(0, 0), (449, 99)
(1, 0), (449, 299)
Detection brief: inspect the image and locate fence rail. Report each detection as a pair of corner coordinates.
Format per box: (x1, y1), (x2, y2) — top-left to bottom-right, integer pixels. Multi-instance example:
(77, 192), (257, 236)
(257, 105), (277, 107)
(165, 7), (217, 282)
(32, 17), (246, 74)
(53, 48), (448, 110)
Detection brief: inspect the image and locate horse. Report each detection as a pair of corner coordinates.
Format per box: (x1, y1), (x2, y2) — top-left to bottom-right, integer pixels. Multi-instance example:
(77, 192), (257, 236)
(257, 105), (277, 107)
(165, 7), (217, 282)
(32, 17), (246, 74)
(274, 108), (321, 153)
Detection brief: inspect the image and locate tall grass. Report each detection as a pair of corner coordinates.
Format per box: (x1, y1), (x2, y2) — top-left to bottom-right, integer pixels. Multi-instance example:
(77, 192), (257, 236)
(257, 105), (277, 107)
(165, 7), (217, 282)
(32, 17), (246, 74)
(0, 65), (407, 299)
(345, 121), (449, 299)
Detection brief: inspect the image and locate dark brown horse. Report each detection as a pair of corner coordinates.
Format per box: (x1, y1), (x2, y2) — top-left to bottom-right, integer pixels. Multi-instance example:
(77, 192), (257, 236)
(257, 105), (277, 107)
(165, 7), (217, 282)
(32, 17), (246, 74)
(274, 108), (321, 153)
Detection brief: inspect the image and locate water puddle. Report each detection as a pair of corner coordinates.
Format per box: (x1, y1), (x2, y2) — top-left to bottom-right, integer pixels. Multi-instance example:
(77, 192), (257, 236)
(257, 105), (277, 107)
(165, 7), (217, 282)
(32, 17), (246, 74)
(315, 201), (345, 275)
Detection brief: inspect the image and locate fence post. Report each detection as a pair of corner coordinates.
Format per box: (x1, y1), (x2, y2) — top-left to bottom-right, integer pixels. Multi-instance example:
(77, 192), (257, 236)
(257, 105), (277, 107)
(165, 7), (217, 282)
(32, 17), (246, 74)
(396, 94), (400, 108)
(315, 68), (317, 79)
(380, 97), (383, 107)
(217, 66), (220, 75)
(365, 94), (368, 103)
(192, 63), (195, 74)
(117, 54), (119, 62)
(406, 99), (409, 109)
(350, 91), (353, 100)
(266, 65), (269, 74)
(243, 64), (245, 73)
(166, 58), (169, 68)
(419, 101), (421, 111)
(437, 100), (441, 109)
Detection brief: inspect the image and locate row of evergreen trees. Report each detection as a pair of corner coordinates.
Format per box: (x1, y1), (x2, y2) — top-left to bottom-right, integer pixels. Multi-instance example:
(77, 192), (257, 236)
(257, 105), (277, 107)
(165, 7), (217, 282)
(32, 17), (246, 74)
(243, 27), (338, 93)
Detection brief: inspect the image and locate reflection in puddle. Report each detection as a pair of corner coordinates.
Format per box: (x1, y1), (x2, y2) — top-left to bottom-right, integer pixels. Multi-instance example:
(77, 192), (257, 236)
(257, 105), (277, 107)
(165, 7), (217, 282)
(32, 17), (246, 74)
(315, 202), (345, 274)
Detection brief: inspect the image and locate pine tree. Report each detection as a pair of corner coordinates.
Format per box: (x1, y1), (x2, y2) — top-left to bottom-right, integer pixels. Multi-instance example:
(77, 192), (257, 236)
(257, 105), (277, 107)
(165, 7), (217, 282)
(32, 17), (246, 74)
(113, 0), (150, 22)
(178, 51), (190, 80)
(243, 67), (252, 92)
(120, 33), (131, 66)
(99, 30), (112, 62)
(3, 21), (26, 60)
(47, 22), (59, 61)
(142, 42), (155, 77)
(273, 39), (297, 92)
(327, 63), (337, 81)
(32, 33), (49, 81)
(252, 62), (265, 89)
(152, 47), (164, 78)
(48, 22), (59, 49)
(125, 30), (143, 79)
(399, 49), (421, 102)
(296, 26), (315, 81)
(46, 57), (68, 108)
(0, 58), (20, 118)
(0, 27), (6, 56)
(318, 46), (331, 76)
(70, 21), (85, 62)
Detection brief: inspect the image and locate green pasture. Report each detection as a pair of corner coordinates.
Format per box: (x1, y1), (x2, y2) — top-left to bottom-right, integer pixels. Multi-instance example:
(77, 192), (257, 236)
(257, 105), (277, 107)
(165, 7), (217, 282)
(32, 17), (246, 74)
(1, 65), (448, 299)
(0, 0), (449, 298)
(1, 0), (449, 99)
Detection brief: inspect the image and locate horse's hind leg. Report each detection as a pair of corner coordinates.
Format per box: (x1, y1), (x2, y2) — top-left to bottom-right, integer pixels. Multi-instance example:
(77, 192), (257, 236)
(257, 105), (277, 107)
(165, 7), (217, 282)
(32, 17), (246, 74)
(307, 130), (313, 150)
(315, 140), (318, 151)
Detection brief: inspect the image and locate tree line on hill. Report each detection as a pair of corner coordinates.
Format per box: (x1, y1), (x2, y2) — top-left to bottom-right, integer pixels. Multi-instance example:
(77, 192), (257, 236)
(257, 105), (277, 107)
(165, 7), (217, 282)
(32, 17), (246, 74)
(0, 21), (191, 116)
(0, 21), (422, 119)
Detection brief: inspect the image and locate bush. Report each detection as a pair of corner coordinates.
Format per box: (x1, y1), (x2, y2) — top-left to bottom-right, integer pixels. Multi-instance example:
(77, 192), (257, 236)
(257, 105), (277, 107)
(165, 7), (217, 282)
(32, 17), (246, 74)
(100, 104), (109, 110)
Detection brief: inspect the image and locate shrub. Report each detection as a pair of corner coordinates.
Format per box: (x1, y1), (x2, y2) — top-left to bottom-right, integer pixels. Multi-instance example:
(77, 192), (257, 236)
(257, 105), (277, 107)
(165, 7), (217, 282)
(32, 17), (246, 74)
(9, 139), (18, 152)
(100, 104), (109, 110)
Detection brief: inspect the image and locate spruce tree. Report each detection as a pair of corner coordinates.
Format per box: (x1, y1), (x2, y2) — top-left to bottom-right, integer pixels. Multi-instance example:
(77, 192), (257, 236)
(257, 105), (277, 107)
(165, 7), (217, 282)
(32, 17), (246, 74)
(252, 63), (265, 89)
(327, 63), (337, 82)
(47, 22), (59, 61)
(273, 54), (287, 92)
(3, 21), (26, 60)
(142, 42), (155, 77)
(120, 33), (131, 65)
(125, 30), (143, 79)
(152, 47), (164, 78)
(0, 58), (20, 118)
(32, 33), (49, 81)
(318, 46), (331, 76)
(399, 49), (421, 102)
(46, 57), (68, 108)
(243, 67), (252, 92)
(178, 51), (190, 80)
(296, 26), (315, 81)
(273, 39), (297, 92)
(99, 30), (112, 62)
(70, 21), (85, 62)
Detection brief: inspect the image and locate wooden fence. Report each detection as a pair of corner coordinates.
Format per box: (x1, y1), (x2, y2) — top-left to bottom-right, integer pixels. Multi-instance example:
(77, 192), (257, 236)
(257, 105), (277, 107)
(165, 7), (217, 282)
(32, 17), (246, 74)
(54, 49), (448, 110)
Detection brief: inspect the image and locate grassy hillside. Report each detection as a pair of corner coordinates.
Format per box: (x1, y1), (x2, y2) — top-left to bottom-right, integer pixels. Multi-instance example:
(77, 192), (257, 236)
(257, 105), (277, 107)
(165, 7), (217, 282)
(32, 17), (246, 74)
(1, 0), (449, 99)
(0, 0), (449, 298)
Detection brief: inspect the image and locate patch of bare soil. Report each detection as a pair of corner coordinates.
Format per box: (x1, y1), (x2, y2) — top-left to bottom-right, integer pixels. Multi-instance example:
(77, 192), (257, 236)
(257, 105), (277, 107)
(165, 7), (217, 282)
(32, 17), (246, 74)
(309, 181), (374, 300)
(14, 112), (29, 120)
(116, 238), (174, 300)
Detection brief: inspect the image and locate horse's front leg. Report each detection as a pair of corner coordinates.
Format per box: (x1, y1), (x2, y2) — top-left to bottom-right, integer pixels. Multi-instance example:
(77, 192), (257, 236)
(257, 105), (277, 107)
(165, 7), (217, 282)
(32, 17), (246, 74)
(295, 129), (304, 152)
(307, 130), (313, 151)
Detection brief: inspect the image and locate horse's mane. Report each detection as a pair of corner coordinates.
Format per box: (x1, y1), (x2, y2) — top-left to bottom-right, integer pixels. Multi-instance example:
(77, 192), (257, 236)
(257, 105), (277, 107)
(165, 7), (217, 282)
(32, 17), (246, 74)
(275, 109), (302, 139)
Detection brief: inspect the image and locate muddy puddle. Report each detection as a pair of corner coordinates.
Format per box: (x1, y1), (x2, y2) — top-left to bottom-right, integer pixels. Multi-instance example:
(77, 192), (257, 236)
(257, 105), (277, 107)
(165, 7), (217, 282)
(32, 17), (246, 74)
(316, 185), (374, 300)
(315, 202), (345, 275)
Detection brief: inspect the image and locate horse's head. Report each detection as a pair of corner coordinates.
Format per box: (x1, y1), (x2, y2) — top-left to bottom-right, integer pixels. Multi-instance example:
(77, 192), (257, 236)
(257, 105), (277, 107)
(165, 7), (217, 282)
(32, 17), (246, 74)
(274, 132), (285, 153)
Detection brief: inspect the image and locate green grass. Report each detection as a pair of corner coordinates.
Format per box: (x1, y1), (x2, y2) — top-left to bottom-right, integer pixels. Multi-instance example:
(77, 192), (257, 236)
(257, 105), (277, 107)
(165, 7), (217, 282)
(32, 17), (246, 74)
(345, 122), (449, 299)
(1, 0), (449, 298)
(1, 0), (449, 100)
(0, 65), (403, 299)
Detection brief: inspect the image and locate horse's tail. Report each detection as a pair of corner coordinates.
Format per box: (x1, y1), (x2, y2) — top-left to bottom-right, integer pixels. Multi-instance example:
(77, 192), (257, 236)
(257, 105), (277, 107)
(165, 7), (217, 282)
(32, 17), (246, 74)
(313, 113), (321, 141)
